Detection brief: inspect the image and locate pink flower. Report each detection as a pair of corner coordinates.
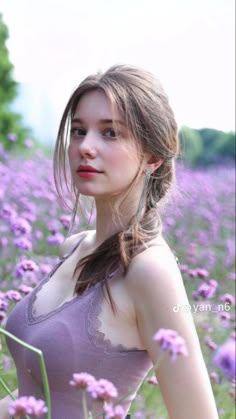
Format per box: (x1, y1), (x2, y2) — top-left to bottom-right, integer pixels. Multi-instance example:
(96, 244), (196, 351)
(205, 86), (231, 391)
(220, 293), (235, 305)
(5, 290), (22, 302)
(24, 139), (33, 148)
(69, 372), (96, 389)
(0, 310), (6, 323)
(195, 279), (218, 299)
(47, 232), (65, 245)
(153, 328), (188, 362)
(196, 268), (209, 278)
(8, 396), (47, 417)
(213, 340), (236, 380)
(14, 237), (33, 251)
(18, 284), (33, 295)
(209, 371), (220, 384)
(0, 297), (8, 311)
(11, 217), (32, 235)
(204, 336), (218, 351)
(59, 214), (71, 230)
(147, 375), (159, 385)
(7, 133), (17, 142)
(103, 402), (125, 419)
(14, 259), (39, 278)
(87, 378), (118, 402)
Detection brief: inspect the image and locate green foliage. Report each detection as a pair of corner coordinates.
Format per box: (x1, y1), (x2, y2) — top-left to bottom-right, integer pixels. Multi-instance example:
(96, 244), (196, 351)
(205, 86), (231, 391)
(0, 13), (34, 150)
(179, 126), (235, 167)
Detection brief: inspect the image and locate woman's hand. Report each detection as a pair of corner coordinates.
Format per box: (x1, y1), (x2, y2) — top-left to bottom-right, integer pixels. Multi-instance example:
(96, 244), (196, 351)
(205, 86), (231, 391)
(0, 395), (11, 419)
(0, 389), (19, 419)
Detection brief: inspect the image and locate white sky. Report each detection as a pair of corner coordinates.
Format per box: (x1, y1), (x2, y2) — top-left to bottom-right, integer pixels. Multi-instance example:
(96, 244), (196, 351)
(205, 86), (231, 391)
(1, 0), (235, 141)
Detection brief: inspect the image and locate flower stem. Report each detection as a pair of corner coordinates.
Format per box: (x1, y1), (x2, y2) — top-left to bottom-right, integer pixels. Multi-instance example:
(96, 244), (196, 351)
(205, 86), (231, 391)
(0, 327), (51, 419)
(0, 377), (16, 400)
(82, 390), (89, 418)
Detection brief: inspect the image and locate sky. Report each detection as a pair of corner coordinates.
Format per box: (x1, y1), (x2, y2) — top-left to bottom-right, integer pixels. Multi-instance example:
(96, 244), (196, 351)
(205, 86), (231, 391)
(0, 0), (235, 143)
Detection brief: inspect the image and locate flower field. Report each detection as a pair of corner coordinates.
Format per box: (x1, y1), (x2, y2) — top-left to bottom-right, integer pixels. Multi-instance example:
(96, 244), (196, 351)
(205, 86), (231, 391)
(0, 145), (235, 418)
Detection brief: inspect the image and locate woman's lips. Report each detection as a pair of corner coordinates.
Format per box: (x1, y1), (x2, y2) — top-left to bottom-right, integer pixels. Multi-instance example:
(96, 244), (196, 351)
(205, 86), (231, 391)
(77, 171), (101, 178)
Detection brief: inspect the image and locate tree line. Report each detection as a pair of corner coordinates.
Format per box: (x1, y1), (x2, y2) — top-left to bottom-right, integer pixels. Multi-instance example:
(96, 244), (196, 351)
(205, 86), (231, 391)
(0, 14), (235, 165)
(179, 126), (235, 166)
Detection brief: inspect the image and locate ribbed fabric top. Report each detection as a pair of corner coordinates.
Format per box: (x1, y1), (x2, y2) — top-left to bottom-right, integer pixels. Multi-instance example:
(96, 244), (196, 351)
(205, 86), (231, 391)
(5, 238), (152, 419)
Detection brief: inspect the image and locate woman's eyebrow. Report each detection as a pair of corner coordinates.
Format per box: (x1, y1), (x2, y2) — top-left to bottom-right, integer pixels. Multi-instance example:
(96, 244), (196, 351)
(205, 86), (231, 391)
(71, 117), (125, 126)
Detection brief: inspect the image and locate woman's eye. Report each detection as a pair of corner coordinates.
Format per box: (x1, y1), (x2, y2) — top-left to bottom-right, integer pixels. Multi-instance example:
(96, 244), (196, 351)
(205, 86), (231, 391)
(70, 127), (86, 137)
(103, 128), (120, 138)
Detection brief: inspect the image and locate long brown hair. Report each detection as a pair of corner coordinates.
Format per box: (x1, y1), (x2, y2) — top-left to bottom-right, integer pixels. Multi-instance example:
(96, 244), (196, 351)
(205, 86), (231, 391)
(53, 64), (179, 307)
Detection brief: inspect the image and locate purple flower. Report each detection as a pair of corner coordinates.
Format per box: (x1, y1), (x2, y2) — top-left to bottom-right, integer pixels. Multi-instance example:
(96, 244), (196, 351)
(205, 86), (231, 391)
(153, 328), (188, 362)
(40, 263), (53, 275)
(69, 372), (95, 389)
(204, 336), (218, 351)
(87, 378), (118, 402)
(220, 293), (235, 305)
(59, 214), (71, 230)
(195, 268), (209, 278)
(147, 375), (159, 385)
(35, 230), (43, 240)
(8, 396), (47, 417)
(11, 217), (32, 235)
(14, 237), (33, 251)
(209, 371), (220, 384)
(0, 310), (6, 323)
(18, 284), (33, 295)
(47, 232), (64, 245)
(0, 297), (8, 311)
(194, 279), (218, 300)
(0, 204), (17, 222)
(213, 340), (236, 380)
(0, 237), (8, 247)
(24, 139), (33, 148)
(103, 402), (125, 419)
(14, 259), (39, 278)
(5, 290), (22, 302)
(7, 133), (17, 142)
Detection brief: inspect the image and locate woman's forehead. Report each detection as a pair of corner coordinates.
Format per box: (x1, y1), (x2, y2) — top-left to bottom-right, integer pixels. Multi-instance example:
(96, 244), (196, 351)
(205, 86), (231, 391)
(73, 89), (121, 123)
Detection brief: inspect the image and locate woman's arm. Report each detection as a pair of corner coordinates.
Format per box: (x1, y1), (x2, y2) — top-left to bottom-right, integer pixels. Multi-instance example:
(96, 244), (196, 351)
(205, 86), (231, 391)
(127, 247), (219, 419)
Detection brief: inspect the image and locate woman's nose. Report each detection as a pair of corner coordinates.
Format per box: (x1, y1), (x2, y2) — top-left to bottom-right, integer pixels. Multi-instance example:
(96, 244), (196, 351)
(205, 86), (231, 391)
(78, 131), (97, 158)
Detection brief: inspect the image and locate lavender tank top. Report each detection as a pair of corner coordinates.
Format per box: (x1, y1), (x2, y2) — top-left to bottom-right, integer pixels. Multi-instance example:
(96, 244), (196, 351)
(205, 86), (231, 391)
(5, 237), (152, 418)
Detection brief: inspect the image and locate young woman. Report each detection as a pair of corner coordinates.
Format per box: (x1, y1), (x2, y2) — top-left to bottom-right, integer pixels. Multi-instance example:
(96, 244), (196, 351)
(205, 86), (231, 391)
(2, 65), (219, 418)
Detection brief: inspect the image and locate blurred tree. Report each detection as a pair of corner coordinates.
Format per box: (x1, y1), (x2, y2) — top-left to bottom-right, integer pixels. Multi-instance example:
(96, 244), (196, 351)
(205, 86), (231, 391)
(0, 13), (33, 150)
(199, 128), (235, 163)
(179, 126), (204, 166)
(179, 127), (235, 166)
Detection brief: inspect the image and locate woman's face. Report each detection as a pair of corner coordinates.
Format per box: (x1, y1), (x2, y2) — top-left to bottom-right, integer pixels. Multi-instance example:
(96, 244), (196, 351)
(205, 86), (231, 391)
(68, 89), (144, 201)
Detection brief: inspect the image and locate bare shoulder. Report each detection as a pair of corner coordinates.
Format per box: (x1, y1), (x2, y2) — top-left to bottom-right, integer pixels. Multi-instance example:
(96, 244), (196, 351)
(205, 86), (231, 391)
(126, 236), (182, 294)
(58, 230), (92, 258)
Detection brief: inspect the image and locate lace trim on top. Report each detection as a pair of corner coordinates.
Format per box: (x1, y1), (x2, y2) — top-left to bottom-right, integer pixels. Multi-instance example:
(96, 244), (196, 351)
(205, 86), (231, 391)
(87, 271), (148, 355)
(27, 236), (87, 324)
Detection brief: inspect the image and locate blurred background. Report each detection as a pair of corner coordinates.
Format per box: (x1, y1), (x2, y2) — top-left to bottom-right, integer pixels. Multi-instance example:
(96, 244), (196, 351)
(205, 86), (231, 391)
(0, 3), (235, 417)
(0, 0), (235, 165)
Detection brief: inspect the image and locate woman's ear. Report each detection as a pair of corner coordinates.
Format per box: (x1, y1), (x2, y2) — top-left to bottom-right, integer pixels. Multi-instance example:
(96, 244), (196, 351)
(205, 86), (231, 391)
(146, 155), (164, 173)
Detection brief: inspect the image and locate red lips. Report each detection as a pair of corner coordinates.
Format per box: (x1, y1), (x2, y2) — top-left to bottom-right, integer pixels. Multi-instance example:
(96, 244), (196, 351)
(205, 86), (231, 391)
(77, 165), (102, 173)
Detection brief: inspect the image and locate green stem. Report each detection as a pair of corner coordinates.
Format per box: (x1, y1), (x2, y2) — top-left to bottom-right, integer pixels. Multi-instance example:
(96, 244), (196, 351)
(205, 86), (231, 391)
(94, 351), (167, 418)
(0, 327), (51, 419)
(82, 390), (89, 418)
(0, 377), (16, 400)
(0, 377), (31, 419)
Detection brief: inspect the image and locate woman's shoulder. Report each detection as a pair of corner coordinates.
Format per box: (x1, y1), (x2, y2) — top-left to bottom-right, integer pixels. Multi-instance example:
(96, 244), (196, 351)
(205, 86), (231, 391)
(126, 235), (181, 292)
(58, 230), (95, 258)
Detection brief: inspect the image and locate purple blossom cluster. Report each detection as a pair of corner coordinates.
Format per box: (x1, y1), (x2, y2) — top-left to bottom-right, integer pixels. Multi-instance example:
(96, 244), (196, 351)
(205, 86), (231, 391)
(69, 373), (124, 417)
(153, 328), (189, 362)
(0, 144), (235, 415)
(8, 396), (48, 417)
